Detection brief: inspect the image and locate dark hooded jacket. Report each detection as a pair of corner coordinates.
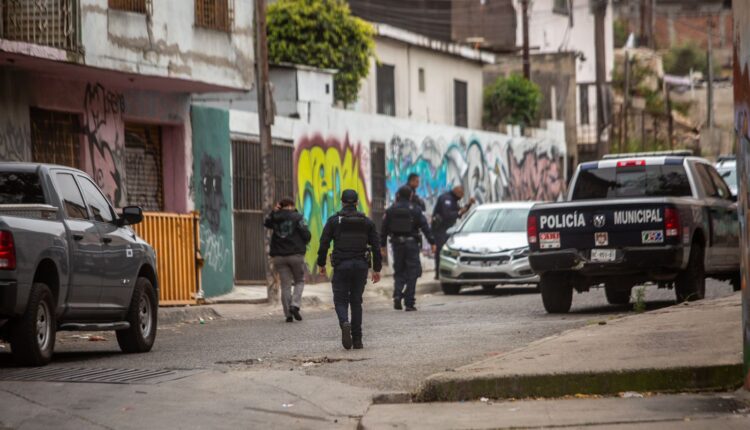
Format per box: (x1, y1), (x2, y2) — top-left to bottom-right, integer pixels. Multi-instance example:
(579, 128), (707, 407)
(264, 210), (312, 257)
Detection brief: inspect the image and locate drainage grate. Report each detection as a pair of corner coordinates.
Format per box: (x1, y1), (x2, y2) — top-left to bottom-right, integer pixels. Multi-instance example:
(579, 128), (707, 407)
(0, 367), (199, 385)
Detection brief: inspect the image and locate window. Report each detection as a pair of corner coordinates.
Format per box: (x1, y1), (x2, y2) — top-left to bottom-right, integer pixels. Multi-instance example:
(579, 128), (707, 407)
(77, 177), (115, 223)
(0, 173), (45, 205)
(195, 0), (234, 32)
(572, 165), (692, 200)
(124, 123), (163, 211)
(454, 80), (468, 128)
(109, 0), (150, 14)
(377, 64), (396, 116)
(461, 208), (529, 233)
(554, 0), (571, 15)
(707, 166), (733, 200)
(694, 163), (719, 198)
(54, 173), (88, 220)
(30, 108), (81, 169)
(579, 84), (590, 125)
(418, 68), (426, 92)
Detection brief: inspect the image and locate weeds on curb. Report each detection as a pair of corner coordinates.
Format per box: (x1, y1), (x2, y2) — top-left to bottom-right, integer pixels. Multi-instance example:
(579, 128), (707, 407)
(633, 287), (647, 313)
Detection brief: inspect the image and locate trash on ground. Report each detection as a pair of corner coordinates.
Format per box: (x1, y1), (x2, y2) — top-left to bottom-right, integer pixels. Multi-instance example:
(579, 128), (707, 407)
(282, 403), (294, 408)
(480, 397), (490, 403)
(621, 391), (644, 398)
(88, 335), (107, 342)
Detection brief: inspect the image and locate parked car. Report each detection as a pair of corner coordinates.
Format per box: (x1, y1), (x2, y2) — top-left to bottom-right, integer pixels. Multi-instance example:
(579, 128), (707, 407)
(715, 155), (738, 197)
(0, 163), (158, 366)
(439, 202), (540, 295)
(528, 152), (740, 314)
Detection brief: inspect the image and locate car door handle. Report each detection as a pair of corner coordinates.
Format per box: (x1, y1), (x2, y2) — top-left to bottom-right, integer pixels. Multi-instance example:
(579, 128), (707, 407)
(102, 237), (112, 244)
(72, 234), (84, 241)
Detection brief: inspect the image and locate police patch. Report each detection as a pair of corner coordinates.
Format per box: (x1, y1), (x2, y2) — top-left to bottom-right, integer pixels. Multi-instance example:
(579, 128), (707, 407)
(641, 230), (664, 244)
(595, 232), (608, 247)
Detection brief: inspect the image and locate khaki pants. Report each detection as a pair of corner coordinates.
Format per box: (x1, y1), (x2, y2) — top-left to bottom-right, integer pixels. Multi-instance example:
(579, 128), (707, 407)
(273, 254), (306, 317)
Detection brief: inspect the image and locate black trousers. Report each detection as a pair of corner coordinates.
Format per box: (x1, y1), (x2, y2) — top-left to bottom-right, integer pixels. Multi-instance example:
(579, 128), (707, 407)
(331, 259), (369, 337)
(434, 231), (448, 278)
(392, 238), (421, 307)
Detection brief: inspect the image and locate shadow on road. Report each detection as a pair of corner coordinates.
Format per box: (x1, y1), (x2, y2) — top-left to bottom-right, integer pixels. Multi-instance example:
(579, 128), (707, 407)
(459, 286), (539, 297)
(569, 300), (676, 315)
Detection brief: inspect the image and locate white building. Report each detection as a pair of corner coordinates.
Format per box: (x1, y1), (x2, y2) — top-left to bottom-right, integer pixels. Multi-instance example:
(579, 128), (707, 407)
(354, 23), (496, 130)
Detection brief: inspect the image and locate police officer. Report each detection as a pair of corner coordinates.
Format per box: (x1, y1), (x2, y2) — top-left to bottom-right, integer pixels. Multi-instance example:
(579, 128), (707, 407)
(432, 185), (475, 279)
(317, 189), (382, 350)
(405, 173), (427, 212)
(381, 186), (436, 311)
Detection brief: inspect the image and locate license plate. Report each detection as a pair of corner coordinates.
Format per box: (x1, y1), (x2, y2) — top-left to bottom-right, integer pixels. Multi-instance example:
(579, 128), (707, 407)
(590, 249), (616, 262)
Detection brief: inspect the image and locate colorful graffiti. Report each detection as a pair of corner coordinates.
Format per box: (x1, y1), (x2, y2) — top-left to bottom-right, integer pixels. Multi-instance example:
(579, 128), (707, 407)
(386, 134), (565, 213)
(295, 134), (370, 272)
(82, 82), (126, 207)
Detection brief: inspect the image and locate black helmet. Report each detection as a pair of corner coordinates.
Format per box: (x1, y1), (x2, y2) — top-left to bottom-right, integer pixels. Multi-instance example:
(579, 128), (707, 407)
(397, 185), (413, 201)
(341, 189), (359, 204)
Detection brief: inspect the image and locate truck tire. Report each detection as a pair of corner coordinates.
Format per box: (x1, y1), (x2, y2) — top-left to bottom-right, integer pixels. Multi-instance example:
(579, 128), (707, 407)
(117, 277), (158, 353)
(730, 272), (742, 292)
(441, 283), (461, 295)
(9, 282), (56, 366)
(675, 243), (705, 302)
(540, 273), (573, 314)
(605, 284), (632, 305)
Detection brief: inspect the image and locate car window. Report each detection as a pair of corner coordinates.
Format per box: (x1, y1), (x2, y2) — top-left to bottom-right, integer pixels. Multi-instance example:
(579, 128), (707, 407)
(572, 165), (692, 200)
(460, 208), (529, 233)
(0, 172), (45, 204)
(706, 165), (733, 200)
(717, 166), (737, 191)
(694, 163), (719, 198)
(77, 177), (115, 223)
(54, 173), (88, 220)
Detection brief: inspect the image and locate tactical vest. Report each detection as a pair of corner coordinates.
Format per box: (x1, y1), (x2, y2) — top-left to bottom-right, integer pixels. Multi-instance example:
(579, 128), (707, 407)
(334, 212), (369, 254)
(389, 206), (414, 235)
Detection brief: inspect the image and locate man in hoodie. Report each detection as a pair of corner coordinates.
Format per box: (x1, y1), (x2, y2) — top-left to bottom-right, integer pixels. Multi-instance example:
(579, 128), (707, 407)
(265, 197), (312, 322)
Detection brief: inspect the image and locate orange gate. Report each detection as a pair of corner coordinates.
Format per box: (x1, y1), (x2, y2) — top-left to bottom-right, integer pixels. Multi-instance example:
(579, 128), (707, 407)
(133, 212), (201, 305)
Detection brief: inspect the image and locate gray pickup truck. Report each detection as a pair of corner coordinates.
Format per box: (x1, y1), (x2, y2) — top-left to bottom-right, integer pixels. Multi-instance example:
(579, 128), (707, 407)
(0, 163), (158, 366)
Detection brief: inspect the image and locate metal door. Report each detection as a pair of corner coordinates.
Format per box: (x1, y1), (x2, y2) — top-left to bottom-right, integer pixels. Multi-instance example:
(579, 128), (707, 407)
(371, 142), (387, 235)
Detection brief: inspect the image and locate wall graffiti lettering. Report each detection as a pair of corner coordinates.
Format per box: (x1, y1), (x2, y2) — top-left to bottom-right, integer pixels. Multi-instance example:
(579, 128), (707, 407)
(83, 82), (126, 207)
(0, 123), (30, 162)
(295, 134), (370, 272)
(200, 154), (226, 234)
(201, 230), (231, 272)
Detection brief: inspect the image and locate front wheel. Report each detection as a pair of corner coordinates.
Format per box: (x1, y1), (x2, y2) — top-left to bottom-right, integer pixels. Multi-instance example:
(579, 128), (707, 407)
(441, 283), (462, 295)
(540, 273), (573, 314)
(10, 282), (56, 366)
(117, 277), (158, 353)
(675, 244), (705, 302)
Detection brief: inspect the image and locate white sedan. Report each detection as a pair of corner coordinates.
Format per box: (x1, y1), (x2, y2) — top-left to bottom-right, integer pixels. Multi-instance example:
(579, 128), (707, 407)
(439, 202), (540, 295)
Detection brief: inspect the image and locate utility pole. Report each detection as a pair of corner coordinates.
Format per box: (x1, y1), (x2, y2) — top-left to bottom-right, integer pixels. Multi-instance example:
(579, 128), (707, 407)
(594, 0), (609, 158)
(639, 0), (648, 47)
(521, 0), (531, 80)
(707, 17), (715, 130)
(254, 0), (278, 303)
(622, 51), (631, 152)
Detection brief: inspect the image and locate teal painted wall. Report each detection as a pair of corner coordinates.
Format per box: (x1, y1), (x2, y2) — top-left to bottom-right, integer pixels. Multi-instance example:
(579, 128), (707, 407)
(192, 106), (233, 297)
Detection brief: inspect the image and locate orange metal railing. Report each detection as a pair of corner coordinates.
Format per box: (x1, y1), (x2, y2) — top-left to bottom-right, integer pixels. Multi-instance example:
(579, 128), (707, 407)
(133, 212), (201, 305)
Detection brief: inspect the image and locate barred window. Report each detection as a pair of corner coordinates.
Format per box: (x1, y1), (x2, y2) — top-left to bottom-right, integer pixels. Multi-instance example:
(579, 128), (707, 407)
(109, 0), (150, 14)
(195, 0), (234, 32)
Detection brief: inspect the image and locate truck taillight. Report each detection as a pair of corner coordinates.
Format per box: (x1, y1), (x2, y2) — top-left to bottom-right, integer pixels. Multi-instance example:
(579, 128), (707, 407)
(0, 230), (16, 270)
(527, 215), (538, 245)
(665, 208), (680, 237)
(616, 160), (646, 167)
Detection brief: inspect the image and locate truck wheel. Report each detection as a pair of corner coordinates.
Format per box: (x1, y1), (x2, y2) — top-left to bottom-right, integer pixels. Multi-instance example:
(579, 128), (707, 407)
(605, 285), (632, 305)
(730, 272), (742, 292)
(481, 284), (496, 292)
(9, 282), (56, 366)
(540, 273), (573, 314)
(117, 277), (158, 353)
(441, 283), (461, 295)
(675, 244), (705, 302)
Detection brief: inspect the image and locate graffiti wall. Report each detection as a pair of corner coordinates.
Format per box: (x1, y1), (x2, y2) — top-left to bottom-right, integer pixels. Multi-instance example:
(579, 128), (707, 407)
(732, 1), (750, 389)
(295, 134), (371, 271)
(192, 106), (233, 297)
(0, 68), (31, 162)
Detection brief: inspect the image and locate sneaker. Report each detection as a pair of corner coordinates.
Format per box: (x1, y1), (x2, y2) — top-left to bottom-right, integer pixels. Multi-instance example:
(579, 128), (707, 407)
(353, 336), (363, 349)
(291, 306), (303, 321)
(286, 316), (294, 323)
(405, 306), (417, 312)
(393, 299), (403, 310)
(340, 322), (353, 350)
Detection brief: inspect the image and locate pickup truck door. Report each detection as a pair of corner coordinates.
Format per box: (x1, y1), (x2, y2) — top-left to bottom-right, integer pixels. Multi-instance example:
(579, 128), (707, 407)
(693, 163), (739, 271)
(76, 176), (135, 312)
(52, 172), (104, 314)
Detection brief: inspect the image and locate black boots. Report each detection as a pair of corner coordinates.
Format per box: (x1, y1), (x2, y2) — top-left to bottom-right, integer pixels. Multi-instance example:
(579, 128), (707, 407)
(394, 298), (403, 310)
(286, 316), (293, 323)
(341, 322), (353, 350)
(405, 306), (417, 312)
(353, 335), (363, 349)
(291, 306), (302, 321)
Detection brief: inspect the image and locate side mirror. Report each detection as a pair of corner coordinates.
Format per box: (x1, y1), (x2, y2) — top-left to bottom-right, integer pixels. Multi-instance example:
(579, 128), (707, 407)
(118, 206), (144, 226)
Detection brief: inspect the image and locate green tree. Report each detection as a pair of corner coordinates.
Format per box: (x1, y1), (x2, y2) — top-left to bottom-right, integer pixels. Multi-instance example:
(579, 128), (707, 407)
(614, 19), (629, 48)
(267, 0), (375, 106)
(663, 42), (717, 76)
(483, 74), (542, 127)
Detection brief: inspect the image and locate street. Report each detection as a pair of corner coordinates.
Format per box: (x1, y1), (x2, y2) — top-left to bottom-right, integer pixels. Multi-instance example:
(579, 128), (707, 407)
(0, 279), (741, 429)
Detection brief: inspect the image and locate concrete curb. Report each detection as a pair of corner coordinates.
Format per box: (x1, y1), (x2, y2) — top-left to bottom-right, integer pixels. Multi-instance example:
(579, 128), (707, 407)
(204, 297), (268, 305)
(416, 363), (745, 402)
(159, 306), (223, 326)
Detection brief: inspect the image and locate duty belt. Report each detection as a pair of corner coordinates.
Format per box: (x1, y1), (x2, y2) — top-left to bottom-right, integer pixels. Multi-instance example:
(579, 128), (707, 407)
(392, 235), (418, 243)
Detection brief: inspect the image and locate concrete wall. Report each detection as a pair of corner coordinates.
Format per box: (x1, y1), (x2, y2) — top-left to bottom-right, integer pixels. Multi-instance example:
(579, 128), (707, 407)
(732, 1), (750, 390)
(229, 104), (567, 273)
(355, 37), (485, 130)
(80, 0), (254, 91)
(191, 106), (233, 298)
(0, 68), (31, 162)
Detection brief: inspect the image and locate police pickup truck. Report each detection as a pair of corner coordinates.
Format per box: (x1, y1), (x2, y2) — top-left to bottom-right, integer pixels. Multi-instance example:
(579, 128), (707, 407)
(527, 152), (740, 313)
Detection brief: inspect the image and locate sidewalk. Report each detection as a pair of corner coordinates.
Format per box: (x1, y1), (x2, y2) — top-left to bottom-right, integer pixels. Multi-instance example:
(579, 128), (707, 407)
(417, 292), (745, 402)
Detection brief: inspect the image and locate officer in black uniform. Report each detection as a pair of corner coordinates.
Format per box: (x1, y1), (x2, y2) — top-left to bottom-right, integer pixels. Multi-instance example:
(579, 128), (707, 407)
(432, 185), (475, 279)
(381, 186), (436, 311)
(317, 189), (382, 350)
(405, 173), (427, 212)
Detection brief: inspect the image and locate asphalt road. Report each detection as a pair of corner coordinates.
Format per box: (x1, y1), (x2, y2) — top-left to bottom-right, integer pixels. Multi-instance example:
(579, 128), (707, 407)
(0, 279), (736, 393)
